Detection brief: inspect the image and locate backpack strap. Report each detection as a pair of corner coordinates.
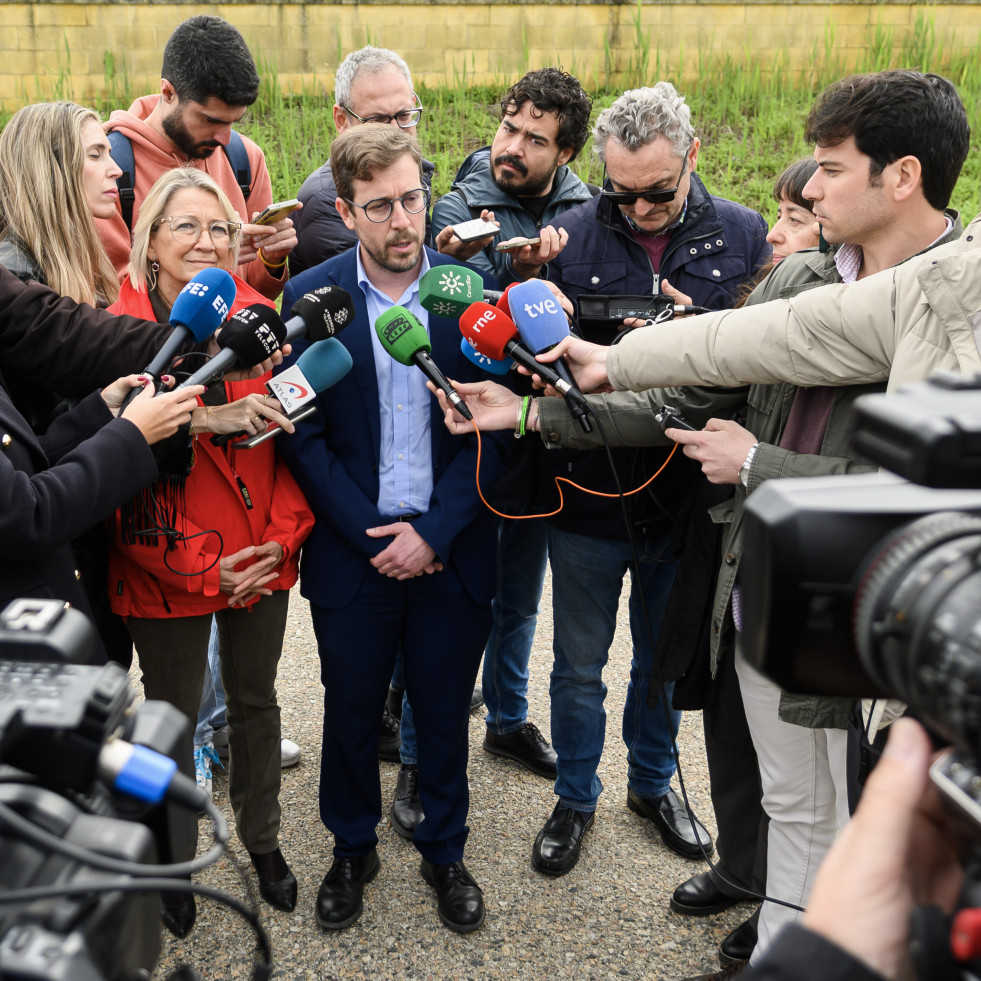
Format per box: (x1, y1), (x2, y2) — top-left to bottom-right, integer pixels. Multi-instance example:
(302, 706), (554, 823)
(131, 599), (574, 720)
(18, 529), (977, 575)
(223, 131), (252, 204)
(107, 130), (137, 231)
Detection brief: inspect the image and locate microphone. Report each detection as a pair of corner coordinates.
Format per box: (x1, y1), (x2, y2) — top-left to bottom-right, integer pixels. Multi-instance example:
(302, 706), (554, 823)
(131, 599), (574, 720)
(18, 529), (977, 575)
(460, 336), (513, 376)
(120, 268), (235, 410)
(507, 279), (592, 432)
(177, 304), (287, 389)
(458, 302), (587, 411)
(419, 264), (498, 319)
(222, 338), (355, 448)
(375, 306), (473, 421)
(284, 286), (356, 343)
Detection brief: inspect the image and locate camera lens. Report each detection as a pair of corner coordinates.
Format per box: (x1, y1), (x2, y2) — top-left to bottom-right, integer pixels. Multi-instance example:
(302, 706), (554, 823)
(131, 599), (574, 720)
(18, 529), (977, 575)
(854, 511), (981, 749)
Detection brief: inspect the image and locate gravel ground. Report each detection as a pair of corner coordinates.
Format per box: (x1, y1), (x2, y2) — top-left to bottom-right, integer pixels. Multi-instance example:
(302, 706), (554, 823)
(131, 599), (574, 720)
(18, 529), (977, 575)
(149, 576), (755, 981)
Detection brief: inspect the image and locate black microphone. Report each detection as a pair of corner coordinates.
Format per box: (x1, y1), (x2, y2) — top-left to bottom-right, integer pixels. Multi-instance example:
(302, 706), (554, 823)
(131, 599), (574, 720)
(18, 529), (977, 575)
(284, 286), (356, 343)
(177, 305), (287, 390)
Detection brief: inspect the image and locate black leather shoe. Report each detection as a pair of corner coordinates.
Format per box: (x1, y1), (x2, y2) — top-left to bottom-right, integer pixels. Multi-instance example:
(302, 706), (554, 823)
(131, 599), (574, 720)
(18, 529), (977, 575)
(386, 685), (405, 722)
(719, 913), (758, 965)
(315, 850), (381, 930)
(470, 685), (484, 714)
(531, 802), (594, 876)
(390, 764), (424, 839)
(249, 848), (298, 912)
(483, 722), (557, 778)
(420, 858), (485, 933)
(161, 888), (196, 938)
(627, 787), (714, 858)
(670, 871), (750, 916)
(378, 703), (402, 762)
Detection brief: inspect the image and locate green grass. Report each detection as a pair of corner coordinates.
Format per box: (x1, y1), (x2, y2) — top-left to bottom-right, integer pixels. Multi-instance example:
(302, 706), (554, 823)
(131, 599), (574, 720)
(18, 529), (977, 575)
(4, 16), (981, 225)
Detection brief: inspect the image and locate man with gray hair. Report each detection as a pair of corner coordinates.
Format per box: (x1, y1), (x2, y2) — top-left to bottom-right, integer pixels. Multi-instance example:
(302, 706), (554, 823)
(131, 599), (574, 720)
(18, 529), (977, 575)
(522, 83), (769, 880)
(290, 46), (432, 275)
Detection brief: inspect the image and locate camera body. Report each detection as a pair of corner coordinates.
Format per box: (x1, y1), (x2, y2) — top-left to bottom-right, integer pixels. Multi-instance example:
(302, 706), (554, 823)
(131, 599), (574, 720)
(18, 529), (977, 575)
(0, 599), (195, 981)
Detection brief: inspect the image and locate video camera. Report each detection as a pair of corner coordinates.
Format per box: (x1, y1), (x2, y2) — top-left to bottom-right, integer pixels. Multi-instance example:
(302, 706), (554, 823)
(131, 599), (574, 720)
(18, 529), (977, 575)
(0, 599), (199, 981)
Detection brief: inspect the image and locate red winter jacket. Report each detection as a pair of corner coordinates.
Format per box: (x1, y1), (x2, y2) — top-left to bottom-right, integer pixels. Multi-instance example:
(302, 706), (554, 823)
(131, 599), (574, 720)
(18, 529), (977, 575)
(106, 276), (314, 618)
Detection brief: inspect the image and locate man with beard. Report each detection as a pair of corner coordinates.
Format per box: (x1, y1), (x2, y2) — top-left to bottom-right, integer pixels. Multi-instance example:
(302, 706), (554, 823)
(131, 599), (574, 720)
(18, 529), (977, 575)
(277, 125), (510, 934)
(97, 15), (296, 301)
(431, 67), (593, 286)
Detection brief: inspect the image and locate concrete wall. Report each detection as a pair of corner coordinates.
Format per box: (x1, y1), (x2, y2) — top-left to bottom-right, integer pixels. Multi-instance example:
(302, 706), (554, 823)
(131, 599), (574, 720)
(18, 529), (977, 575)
(3, 1), (977, 107)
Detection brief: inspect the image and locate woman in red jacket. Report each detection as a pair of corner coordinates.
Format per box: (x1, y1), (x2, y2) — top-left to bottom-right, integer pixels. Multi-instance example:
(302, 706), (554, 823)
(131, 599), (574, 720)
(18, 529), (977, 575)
(107, 168), (314, 933)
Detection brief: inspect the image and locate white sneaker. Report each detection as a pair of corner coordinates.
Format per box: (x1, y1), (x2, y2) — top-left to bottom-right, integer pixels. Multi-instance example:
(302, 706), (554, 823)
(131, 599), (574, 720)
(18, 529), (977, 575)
(194, 742), (222, 799)
(281, 738), (301, 768)
(212, 725), (229, 761)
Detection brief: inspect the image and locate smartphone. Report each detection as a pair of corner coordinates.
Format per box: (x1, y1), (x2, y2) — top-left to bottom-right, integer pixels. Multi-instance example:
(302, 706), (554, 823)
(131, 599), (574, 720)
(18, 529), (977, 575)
(253, 199), (301, 226)
(453, 217), (501, 243)
(495, 236), (542, 253)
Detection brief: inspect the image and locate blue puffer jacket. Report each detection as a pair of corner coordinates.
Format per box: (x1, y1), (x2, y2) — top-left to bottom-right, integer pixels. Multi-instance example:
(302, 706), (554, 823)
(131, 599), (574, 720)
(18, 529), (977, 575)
(541, 174), (771, 541)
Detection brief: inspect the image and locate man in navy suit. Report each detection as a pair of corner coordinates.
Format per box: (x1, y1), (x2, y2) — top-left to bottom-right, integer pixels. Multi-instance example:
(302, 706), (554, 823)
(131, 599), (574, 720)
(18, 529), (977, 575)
(279, 124), (509, 933)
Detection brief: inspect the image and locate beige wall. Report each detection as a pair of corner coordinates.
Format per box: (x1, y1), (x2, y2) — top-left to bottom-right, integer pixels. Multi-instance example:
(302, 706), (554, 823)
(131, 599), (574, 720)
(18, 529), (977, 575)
(3, 1), (977, 107)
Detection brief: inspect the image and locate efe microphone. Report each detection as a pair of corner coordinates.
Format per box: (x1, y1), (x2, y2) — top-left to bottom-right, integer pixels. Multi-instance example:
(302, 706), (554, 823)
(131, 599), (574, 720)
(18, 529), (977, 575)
(374, 306), (473, 421)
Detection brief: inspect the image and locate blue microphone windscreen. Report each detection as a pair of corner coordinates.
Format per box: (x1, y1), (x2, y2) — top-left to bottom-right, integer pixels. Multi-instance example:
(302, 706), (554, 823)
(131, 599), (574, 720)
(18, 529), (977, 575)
(460, 337), (512, 376)
(296, 337), (354, 391)
(170, 268), (237, 341)
(508, 279), (570, 354)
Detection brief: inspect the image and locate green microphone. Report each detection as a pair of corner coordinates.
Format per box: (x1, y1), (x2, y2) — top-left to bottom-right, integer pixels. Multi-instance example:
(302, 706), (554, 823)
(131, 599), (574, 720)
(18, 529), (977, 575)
(375, 306), (473, 421)
(418, 264), (485, 318)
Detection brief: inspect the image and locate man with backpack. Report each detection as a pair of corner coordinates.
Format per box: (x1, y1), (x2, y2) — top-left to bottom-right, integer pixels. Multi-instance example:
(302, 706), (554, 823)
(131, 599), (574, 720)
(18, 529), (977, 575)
(96, 15), (296, 301)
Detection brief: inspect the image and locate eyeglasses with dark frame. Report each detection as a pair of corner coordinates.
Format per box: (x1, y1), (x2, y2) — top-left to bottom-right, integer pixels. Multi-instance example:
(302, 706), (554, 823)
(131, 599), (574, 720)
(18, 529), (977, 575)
(340, 105), (425, 129)
(343, 187), (430, 223)
(601, 149), (691, 206)
(155, 215), (242, 247)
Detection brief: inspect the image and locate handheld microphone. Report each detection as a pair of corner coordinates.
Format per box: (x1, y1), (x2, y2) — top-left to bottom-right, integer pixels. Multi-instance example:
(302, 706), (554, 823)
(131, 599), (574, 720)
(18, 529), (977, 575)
(419, 264), (499, 319)
(375, 306), (473, 421)
(460, 336), (513, 376)
(507, 279), (592, 432)
(284, 286), (356, 343)
(177, 304), (287, 390)
(224, 338), (355, 448)
(120, 268), (235, 411)
(458, 303), (586, 410)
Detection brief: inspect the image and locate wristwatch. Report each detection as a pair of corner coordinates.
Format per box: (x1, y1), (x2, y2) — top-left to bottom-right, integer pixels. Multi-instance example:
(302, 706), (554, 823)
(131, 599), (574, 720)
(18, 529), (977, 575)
(738, 442), (760, 488)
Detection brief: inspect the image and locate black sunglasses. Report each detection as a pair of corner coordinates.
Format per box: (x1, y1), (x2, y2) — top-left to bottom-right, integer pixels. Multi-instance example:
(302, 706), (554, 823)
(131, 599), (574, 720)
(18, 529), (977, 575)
(602, 152), (689, 206)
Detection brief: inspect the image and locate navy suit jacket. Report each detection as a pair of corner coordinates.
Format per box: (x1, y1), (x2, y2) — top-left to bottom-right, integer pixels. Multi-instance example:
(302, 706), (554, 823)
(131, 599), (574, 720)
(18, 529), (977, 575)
(279, 247), (510, 610)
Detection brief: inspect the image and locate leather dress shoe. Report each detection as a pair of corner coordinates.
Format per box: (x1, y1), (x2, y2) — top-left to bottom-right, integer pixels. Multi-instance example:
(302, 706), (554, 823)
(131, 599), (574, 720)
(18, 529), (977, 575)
(675, 962), (748, 981)
(390, 763), (424, 839)
(719, 913), (758, 965)
(483, 722), (557, 778)
(378, 703), (402, 762)
(249, 847), (298, 912)
(161, 888), (196, 938)
(627, 787), (714, 859)
(315, 850), (380, 930)
(470, 685), (484, 714)
(670, 871), (750, 916)
(420, 858), (485, 933)
(531, 802), (594, 876)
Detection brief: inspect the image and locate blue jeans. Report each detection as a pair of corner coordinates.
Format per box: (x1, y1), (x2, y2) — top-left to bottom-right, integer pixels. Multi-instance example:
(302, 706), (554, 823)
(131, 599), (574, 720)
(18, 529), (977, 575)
(482, 517), (550, 735)
(193, 616), (226, 748)
(394, 651), (419, 765)
(548, 526), (680, 812)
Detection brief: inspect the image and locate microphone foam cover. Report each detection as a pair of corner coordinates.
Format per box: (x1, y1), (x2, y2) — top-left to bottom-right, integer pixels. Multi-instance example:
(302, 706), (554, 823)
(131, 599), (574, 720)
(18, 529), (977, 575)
(170, 268), (237, 340)
(375, 306), (430, 366)
(496, 282), (520, 319)
(290, 285), (356, 341)
(458, 302), (517, 361)
(460, 337), (512, 375)
(419, 264), (484, 318)
(220, 304), (287, 364)
(507, 279), (571, 353)
(296, 337), (354, 391)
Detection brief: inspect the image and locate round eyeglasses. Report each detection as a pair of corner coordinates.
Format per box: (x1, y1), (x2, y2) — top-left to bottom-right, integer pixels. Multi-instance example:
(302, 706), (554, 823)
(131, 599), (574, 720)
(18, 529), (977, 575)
(155, 215), (242, 247)
(343, 187), (429, 223)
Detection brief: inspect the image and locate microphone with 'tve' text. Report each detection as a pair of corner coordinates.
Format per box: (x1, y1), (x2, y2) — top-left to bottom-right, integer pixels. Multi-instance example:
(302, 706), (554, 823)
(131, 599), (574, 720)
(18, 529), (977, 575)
(507, 279), (592, 433)
(176, 304), (287, 390)
(119, 267), (235, 412)
(224, 338), (355, 448)
(374, 306), (473, 421)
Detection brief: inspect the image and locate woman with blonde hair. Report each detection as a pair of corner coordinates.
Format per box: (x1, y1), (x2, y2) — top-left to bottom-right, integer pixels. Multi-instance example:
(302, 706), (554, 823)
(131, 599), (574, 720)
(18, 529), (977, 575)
(108, 167), (313, 935)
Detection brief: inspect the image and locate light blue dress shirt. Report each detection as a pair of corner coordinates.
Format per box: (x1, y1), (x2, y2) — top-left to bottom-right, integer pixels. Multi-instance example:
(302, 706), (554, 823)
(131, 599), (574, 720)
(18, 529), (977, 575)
(357, 249), (434, 517)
